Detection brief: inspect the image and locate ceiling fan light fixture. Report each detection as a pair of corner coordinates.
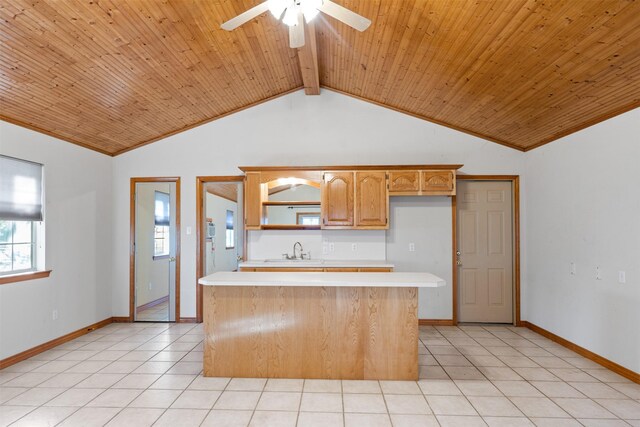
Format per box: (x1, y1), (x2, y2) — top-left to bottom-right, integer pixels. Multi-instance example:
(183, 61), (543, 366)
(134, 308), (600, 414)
(302, 0), (323, 23)
(282, 5), (299, 26)
(268, 0), (288, 19)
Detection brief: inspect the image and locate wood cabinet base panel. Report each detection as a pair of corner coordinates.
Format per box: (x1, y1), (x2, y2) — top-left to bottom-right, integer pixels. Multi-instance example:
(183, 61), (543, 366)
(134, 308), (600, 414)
(204, 285), (418, 380)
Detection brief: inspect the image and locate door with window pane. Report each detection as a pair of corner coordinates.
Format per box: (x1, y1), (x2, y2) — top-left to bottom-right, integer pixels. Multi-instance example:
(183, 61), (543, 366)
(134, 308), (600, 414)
(134, 181), (178, 322)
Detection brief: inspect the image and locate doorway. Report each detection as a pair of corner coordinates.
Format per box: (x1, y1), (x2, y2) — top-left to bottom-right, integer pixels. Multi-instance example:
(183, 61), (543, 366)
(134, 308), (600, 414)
(196, 176), (245, 323)
(456, 177), (520, 324)
(130, 178), (180, 322)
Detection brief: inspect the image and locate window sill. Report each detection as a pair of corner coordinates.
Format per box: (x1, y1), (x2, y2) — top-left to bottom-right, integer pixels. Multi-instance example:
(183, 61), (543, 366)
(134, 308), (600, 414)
(0, 270), (52, 285)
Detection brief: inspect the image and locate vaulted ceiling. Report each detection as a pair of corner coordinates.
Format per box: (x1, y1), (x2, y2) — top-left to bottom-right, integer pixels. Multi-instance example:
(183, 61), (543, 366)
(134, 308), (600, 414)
(1, 0), (639, 155)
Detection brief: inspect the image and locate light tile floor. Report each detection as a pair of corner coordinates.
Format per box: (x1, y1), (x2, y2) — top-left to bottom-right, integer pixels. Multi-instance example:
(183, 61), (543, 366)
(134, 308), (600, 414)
(1, 323), (639, 426)
(136, 301), (169, 322)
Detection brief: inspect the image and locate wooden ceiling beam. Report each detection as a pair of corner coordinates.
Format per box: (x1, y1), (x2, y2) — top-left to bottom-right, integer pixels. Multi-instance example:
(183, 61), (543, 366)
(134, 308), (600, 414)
(297, 22), (320, 95)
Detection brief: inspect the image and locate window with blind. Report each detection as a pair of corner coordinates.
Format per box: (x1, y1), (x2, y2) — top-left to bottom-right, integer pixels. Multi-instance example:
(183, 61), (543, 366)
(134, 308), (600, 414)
(153, 191), (170, 258)
(0, 155), (44, 276)
(225, 210), (235, 249)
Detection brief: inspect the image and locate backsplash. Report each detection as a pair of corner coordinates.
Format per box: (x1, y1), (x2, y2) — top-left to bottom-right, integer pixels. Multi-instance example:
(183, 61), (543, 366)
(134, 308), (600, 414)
(247, 230), (386, 260)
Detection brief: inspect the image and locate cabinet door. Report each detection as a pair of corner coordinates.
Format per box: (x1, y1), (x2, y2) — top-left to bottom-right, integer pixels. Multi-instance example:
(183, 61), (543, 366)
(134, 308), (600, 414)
(244, 172), (263, 229)
(421, 170), (456, 196)
(355, 171), (388, 228)
(322, 171), (354, 227)
(389, 170), (420, 194)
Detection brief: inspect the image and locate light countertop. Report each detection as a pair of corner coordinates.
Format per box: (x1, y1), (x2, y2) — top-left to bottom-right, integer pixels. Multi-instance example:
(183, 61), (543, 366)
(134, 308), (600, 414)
(238, 259), (395, 268)
(199, 271), (445, 288)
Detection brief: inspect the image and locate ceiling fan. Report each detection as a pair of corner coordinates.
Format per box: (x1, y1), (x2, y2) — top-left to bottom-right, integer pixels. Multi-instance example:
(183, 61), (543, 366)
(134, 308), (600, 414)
(221, 0), (371, 48)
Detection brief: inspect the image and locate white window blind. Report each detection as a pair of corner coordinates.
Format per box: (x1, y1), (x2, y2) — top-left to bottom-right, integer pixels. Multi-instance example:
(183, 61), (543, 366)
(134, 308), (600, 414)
(0, 155), (44, 222)
(154, 191), (170, 226)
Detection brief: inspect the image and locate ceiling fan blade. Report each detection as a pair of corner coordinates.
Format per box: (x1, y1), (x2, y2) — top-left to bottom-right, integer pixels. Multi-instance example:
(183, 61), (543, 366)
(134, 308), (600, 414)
(289, 12), (305, 48)
(221, 2), (270, 31)
(319, 0), (371, 31)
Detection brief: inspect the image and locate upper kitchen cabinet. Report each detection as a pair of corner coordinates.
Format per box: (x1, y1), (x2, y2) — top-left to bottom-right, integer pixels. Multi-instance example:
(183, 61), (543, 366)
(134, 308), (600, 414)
(389, 170), (420, 194)
(421, 170), (456, 196)
(240, 165), (462, 230)
(321, 171), (354, 227)
(388, 167), (460, 196)
(355, 171), (388, 228)
(244, 172), (263, 230)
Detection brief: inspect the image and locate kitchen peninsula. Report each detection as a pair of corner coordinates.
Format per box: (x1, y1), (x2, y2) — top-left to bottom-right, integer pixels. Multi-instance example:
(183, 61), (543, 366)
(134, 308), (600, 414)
(199, 271), (445, 380)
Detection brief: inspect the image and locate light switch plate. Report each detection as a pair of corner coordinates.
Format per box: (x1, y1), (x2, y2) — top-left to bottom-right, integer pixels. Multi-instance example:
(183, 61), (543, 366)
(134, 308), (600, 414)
(596, 267), (603, 280)
(618, 271), (626, 284)
(570, 262), (576, 275)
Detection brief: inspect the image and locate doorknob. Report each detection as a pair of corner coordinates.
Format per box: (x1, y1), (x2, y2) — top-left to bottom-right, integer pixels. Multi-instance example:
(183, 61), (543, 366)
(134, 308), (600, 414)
(456, 251), (461, 256)
(169, 257), (176, 262)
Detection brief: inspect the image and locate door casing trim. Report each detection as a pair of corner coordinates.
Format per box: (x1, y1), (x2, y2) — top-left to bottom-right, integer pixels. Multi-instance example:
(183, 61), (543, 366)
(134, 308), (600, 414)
(130, 177), (181, 322)
(196, 176), (246, 323)
(454, 175), (521, 326)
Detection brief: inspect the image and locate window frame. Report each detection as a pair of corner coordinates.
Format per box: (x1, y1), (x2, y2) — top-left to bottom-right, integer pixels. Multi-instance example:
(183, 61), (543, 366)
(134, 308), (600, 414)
(0, 155), (48, 285)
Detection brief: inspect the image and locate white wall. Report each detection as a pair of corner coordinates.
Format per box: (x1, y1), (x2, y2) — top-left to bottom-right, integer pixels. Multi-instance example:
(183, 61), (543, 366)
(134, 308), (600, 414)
(524, 108), (640, 373)
(387, 197), (453, 319)
(247, 229), (387, 261)
(0, 122), (113, 359)
(112, 89), (525, 318)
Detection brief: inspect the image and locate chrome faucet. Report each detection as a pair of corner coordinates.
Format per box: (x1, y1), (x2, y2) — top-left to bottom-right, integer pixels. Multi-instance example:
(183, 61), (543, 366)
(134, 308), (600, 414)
(282, 241), (309, 260)
(293, 242), (303, 259)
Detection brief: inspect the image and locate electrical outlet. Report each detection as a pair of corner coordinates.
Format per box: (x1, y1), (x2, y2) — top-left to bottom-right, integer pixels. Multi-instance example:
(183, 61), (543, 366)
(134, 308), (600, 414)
(409, 243), (415, 252)
(52, 310), (58, 320)
(351, 243), (357, 251)
(186, 226), (192, 235)
(618, 271), (626, 284)
(329, 243), (335, 252)
(596, 267), (603, 280)
(570, 262), (576, 275)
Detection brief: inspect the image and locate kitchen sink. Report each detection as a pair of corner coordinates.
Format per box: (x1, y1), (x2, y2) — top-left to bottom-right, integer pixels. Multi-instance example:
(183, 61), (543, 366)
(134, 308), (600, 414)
(264, 259), (323, 264)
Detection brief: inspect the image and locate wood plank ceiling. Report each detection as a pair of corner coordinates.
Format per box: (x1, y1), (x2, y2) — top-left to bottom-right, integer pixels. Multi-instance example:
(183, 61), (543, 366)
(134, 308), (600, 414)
(1, 0), (639, 155)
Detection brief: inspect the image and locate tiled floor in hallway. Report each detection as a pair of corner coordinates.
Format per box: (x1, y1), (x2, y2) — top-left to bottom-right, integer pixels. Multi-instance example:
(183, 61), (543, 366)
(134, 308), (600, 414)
(1, 322), (639, 426)
(136, 301), (170, 322)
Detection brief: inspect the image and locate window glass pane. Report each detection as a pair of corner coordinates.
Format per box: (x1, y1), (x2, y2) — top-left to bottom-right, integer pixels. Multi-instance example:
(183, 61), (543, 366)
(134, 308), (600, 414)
(12, 243), (32, 270)
(13, 221), (32, 244)
(154, 225), (169, 257)
(0, 221), (12, 244)
(0, 245), (11, 272)
(226, 229), (234, 248)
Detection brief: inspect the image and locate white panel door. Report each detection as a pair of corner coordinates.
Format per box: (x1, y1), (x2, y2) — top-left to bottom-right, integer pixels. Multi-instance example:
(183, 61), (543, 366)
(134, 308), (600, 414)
(457, 181), (513, 323)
